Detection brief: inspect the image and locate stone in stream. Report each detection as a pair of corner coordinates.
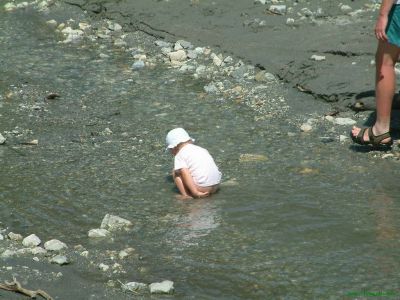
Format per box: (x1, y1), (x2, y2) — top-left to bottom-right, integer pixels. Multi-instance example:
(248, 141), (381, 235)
(167, 50), (187, 62)
(44, 239), (67, 251)
(100, 214), (132, 231)
(88, 228), (110, 238)
(50, 255), (69, 265)
(22, 234), (41, 247)
(31, 247), (47, 255)
(8, 232), (23, 241)
(1, 249), (16, 258)
(121, 281), (148, 293)
(149, 280), (174, 294)
(239, 153), (268, 162)
(0, 133), (6, 144)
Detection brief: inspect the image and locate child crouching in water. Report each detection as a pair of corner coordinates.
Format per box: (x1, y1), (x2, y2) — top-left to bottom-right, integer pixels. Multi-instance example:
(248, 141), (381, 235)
(166, 128), (222, 199)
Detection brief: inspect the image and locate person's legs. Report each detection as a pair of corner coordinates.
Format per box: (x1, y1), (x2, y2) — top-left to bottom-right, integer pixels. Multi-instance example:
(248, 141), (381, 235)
(352, 41), (400, 143)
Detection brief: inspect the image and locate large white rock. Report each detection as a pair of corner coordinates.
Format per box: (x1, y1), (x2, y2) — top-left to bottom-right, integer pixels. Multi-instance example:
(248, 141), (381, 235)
(88, 228), (110, 238)
(44, 239), (67, 251)
(167, 50), (187, 62)
(100, 214), (132, 231)
(22, 234), (41, 247)
(149, 280), (174, 294)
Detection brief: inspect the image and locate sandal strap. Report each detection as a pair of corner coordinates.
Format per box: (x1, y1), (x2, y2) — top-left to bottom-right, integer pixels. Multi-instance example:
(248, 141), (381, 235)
(368, 127), (391, 145)
(355, 127), (368, 144)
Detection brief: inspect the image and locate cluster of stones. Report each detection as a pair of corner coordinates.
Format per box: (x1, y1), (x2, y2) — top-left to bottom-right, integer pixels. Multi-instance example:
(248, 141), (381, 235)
(0, 214), (175, 295)
(4, 0), (55, 12)
(253, 0), (380, 26)
(1, 231), (69, 266)
(9, 1), (289, 119)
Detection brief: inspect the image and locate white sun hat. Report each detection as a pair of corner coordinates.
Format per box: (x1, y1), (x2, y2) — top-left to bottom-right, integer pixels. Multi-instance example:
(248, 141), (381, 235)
(166, 128), (195, 149)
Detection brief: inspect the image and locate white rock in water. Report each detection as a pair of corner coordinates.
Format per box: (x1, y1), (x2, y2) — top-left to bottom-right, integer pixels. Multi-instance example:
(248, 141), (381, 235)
(122, 282), (148, 292)
(269, 5), (286, 15)
(333, 117), (356, 126)
(88, 228), (110, 238)
(254, 0), (266, 4)
(211, 53), (223, 66)
(31, 247), (47, 255)
(114, 39), (127, 47)
(1, 250), (16, 258)
(51, 255), (69, 265)
(149, 280), (174, 294)
(4, 3), (17, 11)
(167, 50), (187, 62)
(286, 18), (295, 25)
(340, 5), (352, 13)
(100, 214), (132, 231)
(0, 133), (6, 144)
(175, 40), (193, 49)
(8, 232), (23, 241)
(132, 60), (145, 70)
(300, 123), (313, 132)
(119, 247), (135, 259)
(44, 239), (67, 251)
(0, 234), (4, 240)
(108, 22), (122, 32)
(61, 27), (84, 44)
(99, 263), (109, 272)
(155, 40), (172, 48)
(311, 55), (326, 61)
(204, 83), (219, 94)
(22, 234), (41, 247)
(46, 20), (58, 28)
(339, 135), (348, 142)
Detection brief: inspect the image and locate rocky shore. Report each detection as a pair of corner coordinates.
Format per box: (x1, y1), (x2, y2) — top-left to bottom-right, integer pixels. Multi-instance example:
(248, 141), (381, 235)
(1, 214), (174, 298)
(59, 0), (394, 112)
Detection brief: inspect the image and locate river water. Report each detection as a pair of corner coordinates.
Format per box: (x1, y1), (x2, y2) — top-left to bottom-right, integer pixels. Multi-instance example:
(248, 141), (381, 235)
(1, 2), (400, 299)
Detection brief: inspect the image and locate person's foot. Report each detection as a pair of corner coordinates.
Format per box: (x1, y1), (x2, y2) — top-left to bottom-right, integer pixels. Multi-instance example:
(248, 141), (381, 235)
(351, 125), (392, 145)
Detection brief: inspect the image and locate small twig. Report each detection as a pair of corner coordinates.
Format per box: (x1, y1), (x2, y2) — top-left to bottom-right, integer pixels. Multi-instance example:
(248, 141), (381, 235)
(0, 277), (53, 300)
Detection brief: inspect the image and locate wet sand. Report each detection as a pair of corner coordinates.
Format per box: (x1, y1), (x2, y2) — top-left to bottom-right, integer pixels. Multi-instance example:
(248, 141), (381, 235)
(65, 0), (383, 111)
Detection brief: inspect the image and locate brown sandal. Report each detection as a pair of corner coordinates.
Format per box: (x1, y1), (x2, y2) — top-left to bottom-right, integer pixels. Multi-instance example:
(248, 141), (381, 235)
(350, 127), (392, 147)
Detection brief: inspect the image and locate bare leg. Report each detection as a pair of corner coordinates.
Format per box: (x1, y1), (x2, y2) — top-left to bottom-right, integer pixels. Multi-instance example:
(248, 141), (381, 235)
(352, 41), (400, 142)
(173, 170), (192, 199)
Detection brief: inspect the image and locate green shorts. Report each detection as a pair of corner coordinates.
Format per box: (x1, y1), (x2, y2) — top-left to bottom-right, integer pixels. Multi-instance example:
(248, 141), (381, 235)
(387, 4), (400, 48)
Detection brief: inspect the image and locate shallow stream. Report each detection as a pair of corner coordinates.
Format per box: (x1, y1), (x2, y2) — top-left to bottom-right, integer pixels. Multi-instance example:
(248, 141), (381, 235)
(1, 4), (400, 299)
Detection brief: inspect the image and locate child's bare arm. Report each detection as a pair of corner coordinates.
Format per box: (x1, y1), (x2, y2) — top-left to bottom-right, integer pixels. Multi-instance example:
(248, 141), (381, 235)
(180, 168), (209, 198)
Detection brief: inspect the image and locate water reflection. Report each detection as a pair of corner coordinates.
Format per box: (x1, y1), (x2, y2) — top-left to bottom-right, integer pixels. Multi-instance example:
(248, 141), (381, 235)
(167, 198), (220, 247)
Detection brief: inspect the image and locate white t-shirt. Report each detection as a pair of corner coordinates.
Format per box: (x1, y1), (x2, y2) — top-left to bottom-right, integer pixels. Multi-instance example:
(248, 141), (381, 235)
(174, 144), (222, 187)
